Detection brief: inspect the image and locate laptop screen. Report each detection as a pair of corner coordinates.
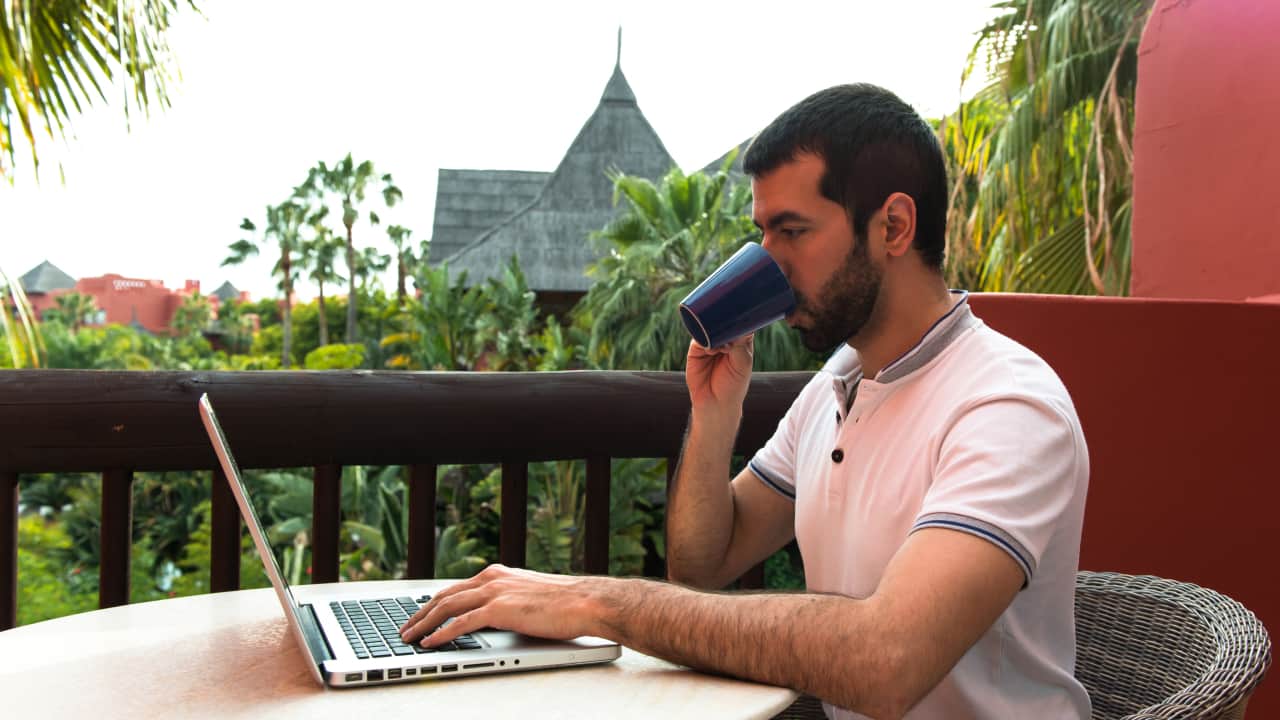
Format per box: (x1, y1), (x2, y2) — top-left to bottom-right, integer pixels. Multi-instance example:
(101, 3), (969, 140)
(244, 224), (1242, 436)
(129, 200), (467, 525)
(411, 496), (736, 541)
(198, 393), (305, 615)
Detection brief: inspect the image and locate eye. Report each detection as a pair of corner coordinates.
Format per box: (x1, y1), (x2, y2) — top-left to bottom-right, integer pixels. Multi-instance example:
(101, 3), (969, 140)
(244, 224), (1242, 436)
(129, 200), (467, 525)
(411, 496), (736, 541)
(780, 227), (804, 240)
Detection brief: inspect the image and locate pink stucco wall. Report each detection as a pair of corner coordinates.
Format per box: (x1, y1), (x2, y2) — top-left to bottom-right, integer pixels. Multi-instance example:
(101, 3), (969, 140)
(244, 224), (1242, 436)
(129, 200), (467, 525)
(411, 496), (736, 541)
(1131, 0), (1280, 301)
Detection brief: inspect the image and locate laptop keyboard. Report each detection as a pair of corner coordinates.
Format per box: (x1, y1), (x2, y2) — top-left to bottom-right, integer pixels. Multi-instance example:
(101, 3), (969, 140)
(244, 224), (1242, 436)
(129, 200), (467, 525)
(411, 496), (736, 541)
(330, 596), (483, 660)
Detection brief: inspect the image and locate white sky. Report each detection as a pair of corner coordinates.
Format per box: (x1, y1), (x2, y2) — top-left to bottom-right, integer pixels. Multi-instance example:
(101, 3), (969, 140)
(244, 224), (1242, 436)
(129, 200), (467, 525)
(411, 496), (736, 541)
(3, 0), (998, 301)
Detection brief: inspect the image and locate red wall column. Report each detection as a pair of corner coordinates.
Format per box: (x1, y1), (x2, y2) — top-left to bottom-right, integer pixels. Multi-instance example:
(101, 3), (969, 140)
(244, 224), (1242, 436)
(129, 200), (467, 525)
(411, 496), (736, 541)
(1132, 0), (1280, 301)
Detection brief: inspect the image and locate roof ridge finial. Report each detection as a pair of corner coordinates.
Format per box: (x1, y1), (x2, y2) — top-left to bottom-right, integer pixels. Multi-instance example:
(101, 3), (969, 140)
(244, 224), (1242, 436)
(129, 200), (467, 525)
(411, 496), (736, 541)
(616, 26), (622, 69)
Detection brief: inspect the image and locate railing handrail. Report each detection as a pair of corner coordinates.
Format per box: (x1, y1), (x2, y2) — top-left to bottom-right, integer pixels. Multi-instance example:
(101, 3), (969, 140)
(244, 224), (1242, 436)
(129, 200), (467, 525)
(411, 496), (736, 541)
(0, 369), (813, 629)
(0, 369), (813, 473)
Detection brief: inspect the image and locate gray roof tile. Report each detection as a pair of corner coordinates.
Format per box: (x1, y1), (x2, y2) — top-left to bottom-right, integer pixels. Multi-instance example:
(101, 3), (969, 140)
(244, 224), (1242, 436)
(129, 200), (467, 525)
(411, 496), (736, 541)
(18, 260), (76, 294)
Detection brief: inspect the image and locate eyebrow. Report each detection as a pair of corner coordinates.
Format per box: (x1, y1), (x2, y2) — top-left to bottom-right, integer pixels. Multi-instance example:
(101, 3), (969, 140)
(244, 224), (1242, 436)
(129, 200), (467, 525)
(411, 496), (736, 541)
(752, 210), (813, 231)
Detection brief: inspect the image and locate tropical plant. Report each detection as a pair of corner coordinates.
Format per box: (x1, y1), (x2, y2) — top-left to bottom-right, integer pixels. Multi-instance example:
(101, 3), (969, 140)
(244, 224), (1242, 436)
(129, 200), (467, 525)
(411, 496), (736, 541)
(303, 343), (365, 370)
(299, 222), (344, 347)
(472, 258), (541, 371)
(0, 269), (42, 367)
(939, 0), (1149, 295)
(55, 291), (99, 332)
(381, 263), (484, 371)
(0, 0), (198, 181)
(385, 224), (418, 304)
(298, 154), (402, 342)
(169, 292), (212, 338)
(223, 200), (315, 368)
(434, 526), (487, 579)
(579, 162), (822, 371)
(353, 245), (391, 294)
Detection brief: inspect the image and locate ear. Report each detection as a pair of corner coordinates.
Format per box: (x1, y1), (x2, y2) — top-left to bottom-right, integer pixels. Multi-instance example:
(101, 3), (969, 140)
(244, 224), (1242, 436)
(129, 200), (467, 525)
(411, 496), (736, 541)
(881, 192), (917, 259)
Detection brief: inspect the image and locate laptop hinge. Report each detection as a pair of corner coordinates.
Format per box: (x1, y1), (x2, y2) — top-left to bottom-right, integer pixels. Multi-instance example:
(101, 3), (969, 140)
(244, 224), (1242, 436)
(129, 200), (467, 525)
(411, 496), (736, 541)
(298, 603), (335, 664)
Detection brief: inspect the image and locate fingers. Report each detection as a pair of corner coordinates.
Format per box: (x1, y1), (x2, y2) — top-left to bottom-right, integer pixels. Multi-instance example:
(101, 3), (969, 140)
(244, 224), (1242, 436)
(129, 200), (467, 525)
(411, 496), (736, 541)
(421, 607), (492, 648)
(688, 334), (754, 359)
(399, 563), (507, 636)
(401, 586), (490, 645)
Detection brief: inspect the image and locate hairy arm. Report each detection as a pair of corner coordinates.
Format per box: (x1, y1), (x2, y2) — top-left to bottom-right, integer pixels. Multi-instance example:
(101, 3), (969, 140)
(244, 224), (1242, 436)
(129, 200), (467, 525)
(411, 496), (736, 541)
(404, 527), (1023, 720)
(665, 427), (796, 589)
(598, 528), (1022, 719)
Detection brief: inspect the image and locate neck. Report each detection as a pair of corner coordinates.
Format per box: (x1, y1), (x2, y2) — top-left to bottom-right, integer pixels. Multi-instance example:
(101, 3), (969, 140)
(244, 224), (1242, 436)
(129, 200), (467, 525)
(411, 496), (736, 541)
(847, 276), (954, 380)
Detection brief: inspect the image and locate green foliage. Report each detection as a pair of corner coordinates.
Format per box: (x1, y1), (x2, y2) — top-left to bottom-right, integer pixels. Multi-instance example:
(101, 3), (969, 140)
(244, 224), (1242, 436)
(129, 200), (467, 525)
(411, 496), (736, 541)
(170, 292), (213, 338)
(0, 268), (43, 367)
(0, 0), (198, 180)
(577, 163), (822, 372)
(297, 153), (402, 344)
(16, 516), (96, 625)
(304, 343), (366, 370)
(940, 0), (1148, 295)
(434, 526), (487, 579)
(55, 291), (99, 331)
(249, 324), (291, 365)
(764, 545), (805, 591)
(167, 501), (272, 597)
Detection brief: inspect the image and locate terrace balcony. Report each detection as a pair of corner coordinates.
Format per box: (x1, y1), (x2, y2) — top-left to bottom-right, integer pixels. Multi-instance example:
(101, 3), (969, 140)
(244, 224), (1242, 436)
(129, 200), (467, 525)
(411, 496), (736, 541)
(2, 292), (1277, 714)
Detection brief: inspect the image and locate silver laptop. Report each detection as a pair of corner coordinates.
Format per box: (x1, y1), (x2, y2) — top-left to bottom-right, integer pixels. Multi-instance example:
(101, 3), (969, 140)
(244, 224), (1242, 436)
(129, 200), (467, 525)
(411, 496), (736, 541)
(198, 393), (620, 687)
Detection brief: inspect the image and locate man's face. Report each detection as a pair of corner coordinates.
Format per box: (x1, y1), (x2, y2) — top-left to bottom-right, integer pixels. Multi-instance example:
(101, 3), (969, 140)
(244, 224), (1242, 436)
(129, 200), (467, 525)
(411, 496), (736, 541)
(751, 153), (882, 353)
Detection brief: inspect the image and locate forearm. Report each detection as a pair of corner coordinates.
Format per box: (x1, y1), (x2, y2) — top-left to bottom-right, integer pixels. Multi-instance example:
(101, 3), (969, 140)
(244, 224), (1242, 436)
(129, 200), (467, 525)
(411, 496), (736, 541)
(665, 409), (740, 587)
(591, 578), (913, 719)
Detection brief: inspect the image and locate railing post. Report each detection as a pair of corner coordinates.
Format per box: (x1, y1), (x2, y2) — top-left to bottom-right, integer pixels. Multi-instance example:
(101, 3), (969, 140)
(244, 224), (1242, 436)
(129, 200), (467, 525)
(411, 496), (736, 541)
(584, 455), (611, 575)
(407, 464), (437, 579)
(99, 469), (134, 608)
(641, 456), (678, 580)
(210, 467), (241, 592)
(499, 461), (528, 568)
(1, 472), (17, 630)
(312, 465), (342, 584)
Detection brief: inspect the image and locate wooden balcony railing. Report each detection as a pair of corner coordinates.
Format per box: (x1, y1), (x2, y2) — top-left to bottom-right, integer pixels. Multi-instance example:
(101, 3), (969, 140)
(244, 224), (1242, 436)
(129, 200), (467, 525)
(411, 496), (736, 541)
(0, 369), (812, 630)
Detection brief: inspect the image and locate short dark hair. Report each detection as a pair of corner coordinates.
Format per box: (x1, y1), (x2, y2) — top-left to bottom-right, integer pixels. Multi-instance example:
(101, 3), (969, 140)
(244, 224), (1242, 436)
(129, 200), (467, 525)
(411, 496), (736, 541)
(743, 83), (948, 270)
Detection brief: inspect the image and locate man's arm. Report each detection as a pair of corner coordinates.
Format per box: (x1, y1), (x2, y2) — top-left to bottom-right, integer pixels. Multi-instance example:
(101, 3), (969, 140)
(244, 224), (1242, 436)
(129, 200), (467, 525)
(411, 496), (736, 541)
(665, 335), (796, 589)
(666, 432), (796, 589)
(400, 527), (1023, 720)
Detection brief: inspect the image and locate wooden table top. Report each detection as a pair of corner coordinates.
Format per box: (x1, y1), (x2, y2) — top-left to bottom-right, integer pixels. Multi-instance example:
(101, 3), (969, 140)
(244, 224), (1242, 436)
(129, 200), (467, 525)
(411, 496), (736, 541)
(0, 579), (797, 719)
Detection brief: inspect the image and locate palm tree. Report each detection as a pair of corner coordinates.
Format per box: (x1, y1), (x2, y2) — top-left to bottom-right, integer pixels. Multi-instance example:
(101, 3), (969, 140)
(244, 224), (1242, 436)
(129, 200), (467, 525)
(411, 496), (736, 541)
(169, 292), (212, 338)
(385, 225), (416, 304)
(300, 223), (344, 347)
(0, 0), (196, 367)
(353, 246), (391, 294)
(0, 0), (197, 181)
(578, 161), (821, 372)
(55, 291), (99, 332)
(0, 269), (42, 367)
(939, 0), (1149, 296)
(223, 201), (310, 368)
(299, 154), (402, 342)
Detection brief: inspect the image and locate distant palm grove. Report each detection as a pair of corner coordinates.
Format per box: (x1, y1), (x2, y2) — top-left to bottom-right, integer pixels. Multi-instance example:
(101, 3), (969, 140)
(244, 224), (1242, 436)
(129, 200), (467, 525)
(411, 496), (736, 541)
(1, 0), (1149, 624)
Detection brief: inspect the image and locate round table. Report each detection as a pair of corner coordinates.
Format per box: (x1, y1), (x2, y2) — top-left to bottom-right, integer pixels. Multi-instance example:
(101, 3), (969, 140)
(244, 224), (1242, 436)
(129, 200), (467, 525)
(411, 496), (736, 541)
(0, 579), (797, 719)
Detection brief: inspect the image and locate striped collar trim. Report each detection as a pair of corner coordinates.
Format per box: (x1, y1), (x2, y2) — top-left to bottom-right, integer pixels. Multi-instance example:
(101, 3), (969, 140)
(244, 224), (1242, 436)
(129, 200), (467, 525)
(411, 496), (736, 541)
(822, 290), (976, 384)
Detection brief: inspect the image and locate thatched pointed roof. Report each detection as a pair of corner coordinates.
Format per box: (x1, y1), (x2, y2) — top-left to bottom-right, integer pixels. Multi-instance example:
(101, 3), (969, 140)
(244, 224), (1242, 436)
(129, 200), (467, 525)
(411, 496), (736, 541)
(19, 260), (76, 295)
(430, 169), (549, 263)
(212, 281), (240, 303)
(700, 136), (754, 177)
(442, 59), (676, 291)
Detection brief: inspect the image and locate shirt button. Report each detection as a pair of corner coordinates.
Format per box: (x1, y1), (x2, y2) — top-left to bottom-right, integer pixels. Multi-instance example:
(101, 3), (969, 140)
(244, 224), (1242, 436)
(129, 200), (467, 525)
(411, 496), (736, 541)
(831, 449), (844, 463)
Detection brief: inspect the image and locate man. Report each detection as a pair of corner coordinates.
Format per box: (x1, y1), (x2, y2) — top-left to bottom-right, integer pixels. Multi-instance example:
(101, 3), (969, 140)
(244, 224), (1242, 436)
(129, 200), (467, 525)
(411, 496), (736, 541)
(401, 84), (1090, 720)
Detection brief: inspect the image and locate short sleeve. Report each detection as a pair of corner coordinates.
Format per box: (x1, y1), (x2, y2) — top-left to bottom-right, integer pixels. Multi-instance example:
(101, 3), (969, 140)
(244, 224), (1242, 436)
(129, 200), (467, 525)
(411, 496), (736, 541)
(746, 381), (824, 502)
(912, 394), (1087, 586)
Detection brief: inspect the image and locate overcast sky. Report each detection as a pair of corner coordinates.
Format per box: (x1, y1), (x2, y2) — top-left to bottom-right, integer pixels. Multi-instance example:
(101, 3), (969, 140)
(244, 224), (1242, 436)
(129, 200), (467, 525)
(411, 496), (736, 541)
(4, 0), (999, 301)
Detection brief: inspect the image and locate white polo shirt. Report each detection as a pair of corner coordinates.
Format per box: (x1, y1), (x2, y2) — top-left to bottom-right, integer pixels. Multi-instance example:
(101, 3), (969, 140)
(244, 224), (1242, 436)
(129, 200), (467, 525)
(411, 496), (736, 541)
(749, 292), (1090, 720)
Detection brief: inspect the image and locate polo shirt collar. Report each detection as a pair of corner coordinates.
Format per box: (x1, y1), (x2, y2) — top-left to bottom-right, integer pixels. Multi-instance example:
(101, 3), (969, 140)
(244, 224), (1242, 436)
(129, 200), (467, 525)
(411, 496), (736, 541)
(822, 290), (976, 386)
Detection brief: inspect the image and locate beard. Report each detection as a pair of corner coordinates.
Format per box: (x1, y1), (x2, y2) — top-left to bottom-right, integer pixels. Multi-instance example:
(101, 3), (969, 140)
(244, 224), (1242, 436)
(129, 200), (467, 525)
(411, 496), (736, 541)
(792, 235), (882, 353)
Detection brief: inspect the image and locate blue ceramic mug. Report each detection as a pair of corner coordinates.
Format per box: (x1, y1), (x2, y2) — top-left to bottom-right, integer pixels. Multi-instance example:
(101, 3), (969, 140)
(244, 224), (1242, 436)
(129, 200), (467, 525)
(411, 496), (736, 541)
(679, 242), (796, 348)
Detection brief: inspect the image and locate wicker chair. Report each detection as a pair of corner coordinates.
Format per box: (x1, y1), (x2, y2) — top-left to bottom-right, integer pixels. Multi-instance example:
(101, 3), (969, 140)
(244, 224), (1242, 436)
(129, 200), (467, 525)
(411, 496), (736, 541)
(1075, 571), (1270, 719)
(773, 571), (1271, 720)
